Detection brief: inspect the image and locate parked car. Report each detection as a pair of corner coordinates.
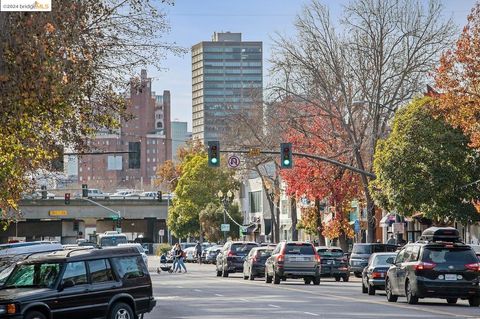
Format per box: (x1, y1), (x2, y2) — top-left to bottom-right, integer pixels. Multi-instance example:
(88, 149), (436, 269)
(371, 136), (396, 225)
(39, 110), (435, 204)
(385, 227), (480, 306)
(180, 242), (196, 250)
(316, 246), (350, 282)
(349, 243), (398, 277)
(184, 247), (196, 263)
(118, 243), (149, 268)
(86, 188), (109, 198)
(110, 190), (135, 197)
(216, 241), (259, 277)
(97, 231), (128, 248)
(242, 247), (273, 280)
(0, 246), (156, 319)
(469, 244), (480, 258)
(204, 245), (222, 264)
(361, 252), (397, 295)
(265, 241), (321, 285)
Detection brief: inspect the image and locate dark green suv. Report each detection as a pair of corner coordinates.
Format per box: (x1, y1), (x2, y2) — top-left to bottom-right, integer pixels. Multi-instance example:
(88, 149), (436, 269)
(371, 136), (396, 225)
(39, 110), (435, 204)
(0, 247), (156, 319)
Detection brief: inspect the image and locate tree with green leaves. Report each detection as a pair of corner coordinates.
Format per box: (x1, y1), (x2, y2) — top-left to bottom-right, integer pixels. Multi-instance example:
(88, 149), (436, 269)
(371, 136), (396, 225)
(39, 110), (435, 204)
(199, 203), (242, 243)
(167, 150), (239, 239)
(0, 0), (183, 216)
(370, 97), (480, 224)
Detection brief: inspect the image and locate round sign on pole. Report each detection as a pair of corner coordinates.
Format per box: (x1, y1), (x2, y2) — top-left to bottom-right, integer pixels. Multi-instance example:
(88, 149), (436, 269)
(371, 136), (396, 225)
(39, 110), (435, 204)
(227, 155), (240, 168)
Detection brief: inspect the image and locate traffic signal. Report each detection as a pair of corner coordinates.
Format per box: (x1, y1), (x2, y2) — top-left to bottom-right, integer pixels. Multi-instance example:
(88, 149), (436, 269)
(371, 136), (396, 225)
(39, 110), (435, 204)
(280, 143), (293, 169)
(41, 185), (47, 199)
(82, 184), (88, 197)
(64, 193), (71, 205)
(157, 191), (163, 202)
(208, 141), (220, 167)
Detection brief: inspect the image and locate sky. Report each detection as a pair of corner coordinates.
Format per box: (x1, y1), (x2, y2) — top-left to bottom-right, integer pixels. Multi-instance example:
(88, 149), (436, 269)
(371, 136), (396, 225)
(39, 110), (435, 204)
(147, 0), (477, 132)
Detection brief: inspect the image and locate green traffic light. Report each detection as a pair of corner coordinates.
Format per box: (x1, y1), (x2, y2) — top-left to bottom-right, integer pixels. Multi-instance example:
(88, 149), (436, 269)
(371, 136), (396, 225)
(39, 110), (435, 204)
(283, 159), (290, 166)
(211, 158), (218, 164)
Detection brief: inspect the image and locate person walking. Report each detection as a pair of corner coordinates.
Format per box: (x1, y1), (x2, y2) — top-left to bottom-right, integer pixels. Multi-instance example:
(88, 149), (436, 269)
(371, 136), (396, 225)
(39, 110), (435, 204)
(174, 243), (187, 273)
(387, 234), (396, 245)
(194, 241), (203, 264)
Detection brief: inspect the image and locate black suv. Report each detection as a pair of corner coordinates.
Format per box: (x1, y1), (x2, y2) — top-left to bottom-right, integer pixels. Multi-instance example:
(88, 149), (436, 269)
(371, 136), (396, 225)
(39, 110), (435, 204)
(349, 243), (398, 277)
(216, 241), (258, 277)
(385, 227), (480, 306)
(0, 247), (156, 319)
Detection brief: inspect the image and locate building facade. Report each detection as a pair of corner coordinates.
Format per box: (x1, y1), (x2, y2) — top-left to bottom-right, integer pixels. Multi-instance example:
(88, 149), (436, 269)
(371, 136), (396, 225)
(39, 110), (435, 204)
(78, 69), (172, 191)
(192, 32), (263, 143)
(171, 121), (190, 162)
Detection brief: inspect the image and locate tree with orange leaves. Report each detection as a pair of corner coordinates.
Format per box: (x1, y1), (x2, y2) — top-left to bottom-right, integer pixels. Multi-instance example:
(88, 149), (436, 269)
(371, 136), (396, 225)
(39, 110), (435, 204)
(434, 3), (480, 149)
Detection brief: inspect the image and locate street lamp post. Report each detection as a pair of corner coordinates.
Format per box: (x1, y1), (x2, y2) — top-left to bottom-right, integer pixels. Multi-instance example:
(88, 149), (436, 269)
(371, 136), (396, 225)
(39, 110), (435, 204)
(218, 190), (233, 243)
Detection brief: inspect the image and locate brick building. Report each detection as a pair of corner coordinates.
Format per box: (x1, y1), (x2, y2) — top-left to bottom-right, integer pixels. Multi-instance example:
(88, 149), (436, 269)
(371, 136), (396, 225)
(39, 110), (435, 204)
(78, 69), (172, 191)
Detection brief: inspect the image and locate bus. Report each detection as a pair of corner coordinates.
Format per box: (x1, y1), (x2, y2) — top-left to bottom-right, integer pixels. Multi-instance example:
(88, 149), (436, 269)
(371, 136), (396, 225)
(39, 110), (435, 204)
(97, 231), (128, 247)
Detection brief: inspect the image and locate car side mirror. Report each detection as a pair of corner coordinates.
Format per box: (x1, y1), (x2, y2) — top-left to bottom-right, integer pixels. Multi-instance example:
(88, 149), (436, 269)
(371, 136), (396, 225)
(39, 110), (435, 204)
(60, 279), (75, 291)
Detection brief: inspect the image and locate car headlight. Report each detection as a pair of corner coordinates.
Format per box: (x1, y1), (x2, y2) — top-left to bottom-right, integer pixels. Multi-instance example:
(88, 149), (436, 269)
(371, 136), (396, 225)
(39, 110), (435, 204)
(0, 304), (17, 314)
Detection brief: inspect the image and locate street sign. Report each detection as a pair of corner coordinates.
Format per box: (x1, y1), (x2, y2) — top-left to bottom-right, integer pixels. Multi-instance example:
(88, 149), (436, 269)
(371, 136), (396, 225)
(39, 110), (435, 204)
(240, 226), (248, 233)
(158, 229), (165, 236)
(247, 148), (261, 157)
(354, 219), (360, 233)
(221, 224), (230, 232)
(227, 155), (240, 168)
(49, 210), (68, 216)
(115, 227), (122, 233)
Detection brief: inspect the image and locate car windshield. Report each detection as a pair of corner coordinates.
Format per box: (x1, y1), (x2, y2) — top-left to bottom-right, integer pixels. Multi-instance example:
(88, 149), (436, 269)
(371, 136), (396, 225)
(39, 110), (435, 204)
(255, 249), (273, 257)
(352, 245), (371, 254)
(318, 248), (344, 257)
(422, 248), (477, 264)
(4, 262), (61, 289)
(371, 254), (396, 266)
(285, 243), (315, 255)
(231, 244), (257, 255)
(100, 236), (127, 247)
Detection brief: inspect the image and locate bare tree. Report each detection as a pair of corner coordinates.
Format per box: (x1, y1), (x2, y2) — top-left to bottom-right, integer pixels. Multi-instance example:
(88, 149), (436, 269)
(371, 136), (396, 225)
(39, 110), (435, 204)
(270, 0), (455, 242)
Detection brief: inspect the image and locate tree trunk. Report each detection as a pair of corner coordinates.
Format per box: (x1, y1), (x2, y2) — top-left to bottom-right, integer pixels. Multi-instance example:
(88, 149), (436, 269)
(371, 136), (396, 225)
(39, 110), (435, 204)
(338, 232), (348, 252)
(315, 198), (326, 246)
(291, 196), (298, 241)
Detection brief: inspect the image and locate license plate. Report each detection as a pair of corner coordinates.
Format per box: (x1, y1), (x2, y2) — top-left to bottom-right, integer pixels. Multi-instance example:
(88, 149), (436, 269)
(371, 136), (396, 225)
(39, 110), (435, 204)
(445, 274), (457, 281)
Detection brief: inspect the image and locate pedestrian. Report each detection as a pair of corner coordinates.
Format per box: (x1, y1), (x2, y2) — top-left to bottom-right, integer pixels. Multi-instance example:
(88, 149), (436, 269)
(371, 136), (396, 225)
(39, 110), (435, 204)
(387, 234), (396, 245)
(194, 241), (203, 264)
(171, 246), (178, 271)
(174, 243), (187, 273)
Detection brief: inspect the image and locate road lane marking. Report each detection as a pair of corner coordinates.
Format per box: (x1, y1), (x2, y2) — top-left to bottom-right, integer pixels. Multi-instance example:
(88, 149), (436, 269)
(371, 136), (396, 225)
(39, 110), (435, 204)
(240, 298), (249, 302)
(176, 286), (183, 288)
(215, 293), (224, 297)
(268, 304), (280, 308)
(208, 277), (477, 318)
(194, 289), (202, 292)
(303, 312), (319, 316)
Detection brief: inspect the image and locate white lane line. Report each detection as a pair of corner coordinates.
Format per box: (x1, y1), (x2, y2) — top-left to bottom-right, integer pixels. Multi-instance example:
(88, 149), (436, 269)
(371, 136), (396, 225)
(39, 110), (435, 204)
(194, 289), (202, 292)
(176, 286), (183, 288)
(214, 293), (224, 297)
(239, 298), (249, 302)
(303, 312), (319, 317)
(268, 304), (280, 308)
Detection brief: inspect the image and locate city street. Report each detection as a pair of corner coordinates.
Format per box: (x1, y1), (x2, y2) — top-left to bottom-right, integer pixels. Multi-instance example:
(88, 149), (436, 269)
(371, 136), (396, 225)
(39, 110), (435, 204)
(146, 259), (480, 319)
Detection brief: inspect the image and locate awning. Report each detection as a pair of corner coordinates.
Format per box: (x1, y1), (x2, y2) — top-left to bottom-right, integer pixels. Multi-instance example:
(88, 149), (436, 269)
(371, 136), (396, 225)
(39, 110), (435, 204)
(380, 214), (396, 227)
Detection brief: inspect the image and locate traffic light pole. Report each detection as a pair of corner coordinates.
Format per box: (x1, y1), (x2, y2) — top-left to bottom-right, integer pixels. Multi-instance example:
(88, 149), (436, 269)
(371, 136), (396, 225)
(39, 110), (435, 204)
(219, 149), (376, 178)
(78, 197), (121, 219)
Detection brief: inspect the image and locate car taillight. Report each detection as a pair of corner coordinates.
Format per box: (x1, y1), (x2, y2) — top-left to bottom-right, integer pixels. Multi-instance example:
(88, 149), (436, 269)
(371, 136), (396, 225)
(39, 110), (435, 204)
(465, 263), (480, 271)
(315, 253), (321, 263)
(371, 272), (384, 279)
(277, 254), (285, 262)
(227, 251), (235, 257)
(414, 262), (436, 271)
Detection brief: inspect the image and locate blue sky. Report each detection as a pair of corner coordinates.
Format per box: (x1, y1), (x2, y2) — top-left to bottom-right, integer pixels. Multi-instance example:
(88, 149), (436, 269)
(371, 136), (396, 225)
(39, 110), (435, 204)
(147, 0), (477, 131)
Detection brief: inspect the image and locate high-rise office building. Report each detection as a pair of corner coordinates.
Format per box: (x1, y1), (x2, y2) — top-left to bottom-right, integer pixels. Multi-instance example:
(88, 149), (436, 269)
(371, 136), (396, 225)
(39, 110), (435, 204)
(192, 32), (263, 143)
(171, 121), (190, 162)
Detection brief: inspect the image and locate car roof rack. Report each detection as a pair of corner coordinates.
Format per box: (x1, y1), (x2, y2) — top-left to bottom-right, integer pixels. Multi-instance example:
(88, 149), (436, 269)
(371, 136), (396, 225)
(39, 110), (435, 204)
(417, 227), (462, 244)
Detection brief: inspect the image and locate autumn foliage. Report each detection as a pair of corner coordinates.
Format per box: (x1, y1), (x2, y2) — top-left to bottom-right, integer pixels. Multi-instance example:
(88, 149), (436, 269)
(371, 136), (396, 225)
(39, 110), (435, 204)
(434, 3), (480, 149)
(280, 104), (362, 240)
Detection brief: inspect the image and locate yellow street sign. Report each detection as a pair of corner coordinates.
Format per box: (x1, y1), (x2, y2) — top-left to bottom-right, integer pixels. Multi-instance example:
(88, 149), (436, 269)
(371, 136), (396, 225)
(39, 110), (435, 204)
(248, 148), (261, 157)
(49, 210), (68, 216)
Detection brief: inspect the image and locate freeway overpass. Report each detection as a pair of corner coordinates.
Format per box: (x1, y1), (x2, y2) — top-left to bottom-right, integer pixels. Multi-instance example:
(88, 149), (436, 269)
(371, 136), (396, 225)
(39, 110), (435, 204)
(1, 198), (169, 244)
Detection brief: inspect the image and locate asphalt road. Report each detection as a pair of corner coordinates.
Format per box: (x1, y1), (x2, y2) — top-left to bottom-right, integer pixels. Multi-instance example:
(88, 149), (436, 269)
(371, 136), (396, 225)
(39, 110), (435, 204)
(146, 259), (480, 319)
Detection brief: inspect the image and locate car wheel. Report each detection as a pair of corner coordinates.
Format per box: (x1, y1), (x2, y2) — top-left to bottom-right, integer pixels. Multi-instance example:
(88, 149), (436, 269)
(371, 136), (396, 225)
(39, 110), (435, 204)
(273, 271), (281, 285)
(304, 278), (312, 285)
(109, 302), (134, 319)
(385, 278), (398, 302)
(367, 283), (376, 295)
(216, 270), (222, 277)
(446, 298), (458, 304)
(406, 280), (418, 305)
(343, 275), (349, 282)
(265, 272), (272, 284)
(24, 311), (47, 319)
(354, 272), (362, 278)
(468, 296), (480, 307)
(361, 281), (368, 294)
(334, 276), (341, 282)
(313, 276), (321, 285)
